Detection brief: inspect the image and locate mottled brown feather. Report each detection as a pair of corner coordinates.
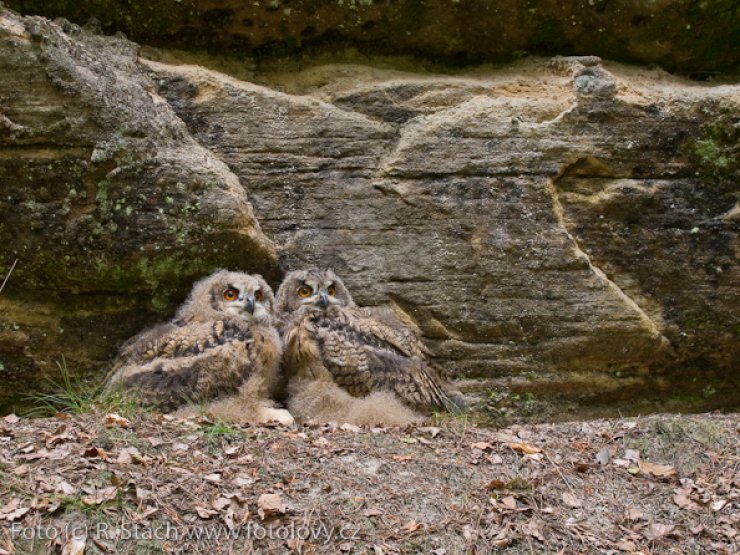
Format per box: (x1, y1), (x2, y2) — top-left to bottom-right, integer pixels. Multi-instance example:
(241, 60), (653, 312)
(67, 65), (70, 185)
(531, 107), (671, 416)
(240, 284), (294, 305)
(282, 305), (460, 413)
(105, 271), (286, 419)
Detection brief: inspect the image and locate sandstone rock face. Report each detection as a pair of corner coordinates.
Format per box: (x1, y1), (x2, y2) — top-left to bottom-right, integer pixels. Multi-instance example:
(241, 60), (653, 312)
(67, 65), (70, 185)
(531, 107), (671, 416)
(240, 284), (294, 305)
(0, 7), (737, 418)
(0, 10), (277, 410)
(149, 56), (738, 417)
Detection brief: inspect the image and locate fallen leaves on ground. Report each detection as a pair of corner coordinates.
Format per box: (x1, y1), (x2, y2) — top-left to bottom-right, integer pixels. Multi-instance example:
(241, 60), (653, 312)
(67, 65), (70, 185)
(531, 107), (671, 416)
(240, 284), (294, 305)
(0, 499), (29, 521)
(0, 411), (736, 553)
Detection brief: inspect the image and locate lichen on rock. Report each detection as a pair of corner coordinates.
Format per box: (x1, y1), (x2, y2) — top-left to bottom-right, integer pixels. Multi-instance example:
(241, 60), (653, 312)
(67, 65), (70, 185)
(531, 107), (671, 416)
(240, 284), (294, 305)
(0, 6), (738, 419)
(0, 9), (278, 411)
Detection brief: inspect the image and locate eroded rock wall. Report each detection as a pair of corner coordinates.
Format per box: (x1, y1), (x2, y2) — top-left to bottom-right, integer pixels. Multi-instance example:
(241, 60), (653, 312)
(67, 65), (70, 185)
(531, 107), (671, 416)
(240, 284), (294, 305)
(0, 10), (277, 409)
(148, 56), (739, 416)
(0, 7), (737, 417)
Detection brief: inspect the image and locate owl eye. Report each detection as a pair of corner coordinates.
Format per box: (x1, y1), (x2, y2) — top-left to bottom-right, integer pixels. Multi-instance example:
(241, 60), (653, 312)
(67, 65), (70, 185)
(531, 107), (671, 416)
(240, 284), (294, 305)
(223, 288), (238, 301)
(327, 284), (337, 296)
(297, 285), (313, 298)
(254, 289), (264, 302)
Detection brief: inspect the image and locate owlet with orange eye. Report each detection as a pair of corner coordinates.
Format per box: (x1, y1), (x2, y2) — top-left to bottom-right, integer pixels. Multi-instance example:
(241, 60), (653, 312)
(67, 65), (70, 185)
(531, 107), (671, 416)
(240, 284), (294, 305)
(274, 269), (465, 427)
(105, 270), (294, 426)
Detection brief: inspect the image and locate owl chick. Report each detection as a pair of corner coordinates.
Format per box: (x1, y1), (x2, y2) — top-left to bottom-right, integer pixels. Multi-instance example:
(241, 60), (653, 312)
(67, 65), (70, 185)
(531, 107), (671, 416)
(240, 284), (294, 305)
(106, 270), (294, 426)
(275, 269), (463, 426)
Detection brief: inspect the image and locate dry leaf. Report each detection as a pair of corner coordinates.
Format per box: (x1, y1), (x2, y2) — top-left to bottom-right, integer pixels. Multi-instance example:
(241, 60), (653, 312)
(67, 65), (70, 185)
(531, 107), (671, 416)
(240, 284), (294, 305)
(257, 493), (285, 519)
(401, 520), (421, 533)
(57, 481), (77, 496)
(82, 486), (117, 506)
(61, 534), (86, 555)
(313, 437), (330, 448)
(232, 474), (254, 488)
(462, 524), (474, 542)
(212, 497), (231, 511)
(624, 508), (644, 521)
(672, 491), (699, 510)
(644, 522), (675, 541)
(83, 446), (108, 460)
(104, 413), (131, 429)
(3, 414), (20, 424)
(222, 507), (236, 530)
(509, 442), (541, 455)
(364, 508), (383, 517)
(616, 540), (637, 551)
(12, 465), (29, 476)
(118, 446), (147, 465)
(471, 442), (492, 451)
(135, 487), (149, 502)
(203, 473), (222, 483)
(638, 460), (676, 479)
(0, 499), (29, 521)
(287, 538), (304, 551)
(136, 506), (158, 521)
(595, 446), (611, 465)
(521, 519), (545, 542)
(562, 492), (582, 508)
(44, 424), (73, 447)
(195, 506), (217, 519)
(391, 454), (413, 462)
(501, 495), (518, 510)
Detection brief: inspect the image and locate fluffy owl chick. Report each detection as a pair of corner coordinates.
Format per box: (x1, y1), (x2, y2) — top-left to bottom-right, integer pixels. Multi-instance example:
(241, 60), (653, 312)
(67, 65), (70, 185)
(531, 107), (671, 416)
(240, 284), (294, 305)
(275, 268), (463, 426)
(106, 270), (294, 426)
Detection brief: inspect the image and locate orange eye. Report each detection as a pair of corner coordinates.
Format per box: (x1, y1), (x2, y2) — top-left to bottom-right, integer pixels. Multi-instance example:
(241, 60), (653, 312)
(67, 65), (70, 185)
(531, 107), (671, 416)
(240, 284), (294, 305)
(223, 289), (238, 301)
(254, 289), (264, 302)
(327, 284), (337, 296)
(297, 285), (312, 298)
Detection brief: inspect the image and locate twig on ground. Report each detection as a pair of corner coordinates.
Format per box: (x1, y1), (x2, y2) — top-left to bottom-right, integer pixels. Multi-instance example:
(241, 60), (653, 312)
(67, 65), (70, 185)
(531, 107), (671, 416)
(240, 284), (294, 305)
(544, 451), (577, 495)
(0, 258), (18, 295)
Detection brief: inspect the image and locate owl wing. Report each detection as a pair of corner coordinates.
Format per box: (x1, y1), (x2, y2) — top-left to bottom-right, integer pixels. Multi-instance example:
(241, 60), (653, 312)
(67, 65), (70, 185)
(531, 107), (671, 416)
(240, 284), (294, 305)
(126, 319), (250, 362)
(352, 306), (432, 359)
(315, 309), (458, 412)
(107, 319), (255, 410)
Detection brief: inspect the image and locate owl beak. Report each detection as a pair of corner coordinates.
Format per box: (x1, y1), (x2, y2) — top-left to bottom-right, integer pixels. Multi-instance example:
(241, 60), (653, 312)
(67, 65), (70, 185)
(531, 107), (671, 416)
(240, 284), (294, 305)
(316, 292), (329, 310)
(245, 295), (256, 315)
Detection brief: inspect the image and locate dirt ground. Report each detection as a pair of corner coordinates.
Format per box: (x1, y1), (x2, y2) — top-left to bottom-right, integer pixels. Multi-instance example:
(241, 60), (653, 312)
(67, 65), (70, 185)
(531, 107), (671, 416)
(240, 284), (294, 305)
(0, 410), (737, 554)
